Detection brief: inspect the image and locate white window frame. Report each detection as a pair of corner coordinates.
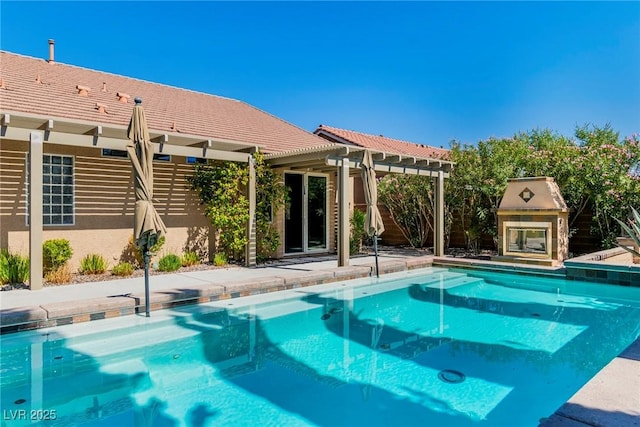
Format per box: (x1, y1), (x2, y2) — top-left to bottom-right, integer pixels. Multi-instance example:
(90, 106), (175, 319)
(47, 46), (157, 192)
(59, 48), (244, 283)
(26, 153), (75, 226)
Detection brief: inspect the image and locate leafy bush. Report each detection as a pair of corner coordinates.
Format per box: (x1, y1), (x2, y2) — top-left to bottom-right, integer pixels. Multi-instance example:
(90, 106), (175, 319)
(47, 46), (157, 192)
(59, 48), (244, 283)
(213, 252), (227, 266)
(189, 152), (287, 262)
(121, 235), (166, 267)
(445, 126), (640, 251)
(181, 251), (200, 267)
(350, 209), (366, 255)
(42, 239), (73, 274)
(255, 152), (288, 260)
(0, 250), (30, 285)
(158, 254), (182, 272)
(112, 261), (134, 277)
(79, 254), (108, 275)
(188, 161), (249, 259)
(45, 264), (72, 284)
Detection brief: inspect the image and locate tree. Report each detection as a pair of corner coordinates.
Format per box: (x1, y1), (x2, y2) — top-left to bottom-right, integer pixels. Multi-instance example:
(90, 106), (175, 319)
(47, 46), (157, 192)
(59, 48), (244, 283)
(445, 126), (640, 251)
(574, 125), (640, 247)
(378, 174), (434, 248)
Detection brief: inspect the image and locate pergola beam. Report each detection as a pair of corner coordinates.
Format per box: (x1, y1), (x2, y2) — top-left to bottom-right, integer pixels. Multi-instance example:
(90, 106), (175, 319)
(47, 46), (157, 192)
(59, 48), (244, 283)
(2, 126), (250, 163)
(325, 155), (449, 178)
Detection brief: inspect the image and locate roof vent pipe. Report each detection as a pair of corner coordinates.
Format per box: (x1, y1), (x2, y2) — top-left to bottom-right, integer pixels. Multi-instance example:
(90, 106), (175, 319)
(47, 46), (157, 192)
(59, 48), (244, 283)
(48, 39), (55, 64)
(117, 92), (130, 103)
(76, 85), (90, 96)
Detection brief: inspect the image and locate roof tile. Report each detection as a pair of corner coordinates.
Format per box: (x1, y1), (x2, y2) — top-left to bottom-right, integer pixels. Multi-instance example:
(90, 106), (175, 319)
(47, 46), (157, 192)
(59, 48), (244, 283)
(315, 125), (449, 159)
(0, 51), (332, 153)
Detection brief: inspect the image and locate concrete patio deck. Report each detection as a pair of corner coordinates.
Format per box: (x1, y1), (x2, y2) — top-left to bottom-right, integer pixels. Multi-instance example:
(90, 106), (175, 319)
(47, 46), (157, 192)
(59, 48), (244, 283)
(1, 252), (638, 427)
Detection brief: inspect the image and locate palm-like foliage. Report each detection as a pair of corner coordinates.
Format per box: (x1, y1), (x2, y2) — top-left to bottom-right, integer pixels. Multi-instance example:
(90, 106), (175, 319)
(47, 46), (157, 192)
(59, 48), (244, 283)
(615, 207), (640, 260)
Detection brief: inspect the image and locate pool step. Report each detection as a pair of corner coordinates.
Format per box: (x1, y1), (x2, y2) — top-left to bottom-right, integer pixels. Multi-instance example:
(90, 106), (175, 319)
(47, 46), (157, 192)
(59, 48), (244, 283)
(418, 273), (485, 290)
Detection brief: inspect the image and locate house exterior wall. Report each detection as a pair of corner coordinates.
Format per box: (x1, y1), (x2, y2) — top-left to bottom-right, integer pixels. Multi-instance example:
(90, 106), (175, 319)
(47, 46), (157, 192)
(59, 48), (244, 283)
(0, 139), (213, 270)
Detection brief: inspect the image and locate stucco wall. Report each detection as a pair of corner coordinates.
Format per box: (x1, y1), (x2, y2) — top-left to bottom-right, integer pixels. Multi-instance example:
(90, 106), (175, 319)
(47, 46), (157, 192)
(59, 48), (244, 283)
(0, 139), (213, 270)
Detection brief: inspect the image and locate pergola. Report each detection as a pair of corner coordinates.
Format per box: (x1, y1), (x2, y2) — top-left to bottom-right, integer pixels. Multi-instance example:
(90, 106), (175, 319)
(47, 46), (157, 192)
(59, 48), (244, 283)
(1, 111), (256, 289)
(2, 111), (453, 290)
(265, 144), (453, 266)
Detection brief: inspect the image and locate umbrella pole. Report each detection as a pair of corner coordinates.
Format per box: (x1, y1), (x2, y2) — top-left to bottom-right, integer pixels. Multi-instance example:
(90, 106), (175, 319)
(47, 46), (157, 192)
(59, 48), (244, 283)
(373, 232), (379, 278)
(144, 249), (150, 317)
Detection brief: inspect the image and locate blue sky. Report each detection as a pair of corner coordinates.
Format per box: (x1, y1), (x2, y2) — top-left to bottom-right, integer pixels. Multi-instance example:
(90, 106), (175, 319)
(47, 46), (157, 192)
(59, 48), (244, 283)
(1, 1), (638, 147)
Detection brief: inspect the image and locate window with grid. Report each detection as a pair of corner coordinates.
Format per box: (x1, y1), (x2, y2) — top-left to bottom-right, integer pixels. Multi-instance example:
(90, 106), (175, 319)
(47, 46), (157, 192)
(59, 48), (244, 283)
(28, 155), (75, 225)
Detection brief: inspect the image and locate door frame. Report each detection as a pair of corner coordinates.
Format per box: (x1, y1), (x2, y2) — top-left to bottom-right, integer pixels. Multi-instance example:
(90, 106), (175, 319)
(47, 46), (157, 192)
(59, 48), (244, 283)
(284, 171), (329, 255)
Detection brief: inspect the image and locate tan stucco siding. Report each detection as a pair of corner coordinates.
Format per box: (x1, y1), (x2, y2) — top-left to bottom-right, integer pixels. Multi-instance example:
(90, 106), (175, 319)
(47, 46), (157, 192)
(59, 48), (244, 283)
(0, 139), (212, 270)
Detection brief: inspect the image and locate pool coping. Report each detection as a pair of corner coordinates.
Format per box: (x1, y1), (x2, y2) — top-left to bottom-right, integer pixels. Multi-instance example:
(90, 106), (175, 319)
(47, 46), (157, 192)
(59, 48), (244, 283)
(538, 337), (640, 427)
(0, 255), (432, 333)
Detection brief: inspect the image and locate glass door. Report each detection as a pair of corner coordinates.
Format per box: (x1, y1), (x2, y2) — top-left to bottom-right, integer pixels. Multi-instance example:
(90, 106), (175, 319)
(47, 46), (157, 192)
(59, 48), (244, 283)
(284, 173), (328, 254)
(284, 173), (304, 253)
(307, 175), (327, 251)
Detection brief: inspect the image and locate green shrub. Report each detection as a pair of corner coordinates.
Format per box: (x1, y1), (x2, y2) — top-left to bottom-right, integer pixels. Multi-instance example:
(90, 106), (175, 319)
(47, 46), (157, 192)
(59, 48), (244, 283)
(121, 235), (166, 268)
(0, 249), (30, 285)
(42, 239), (73, 274)
(181, 251), (200, 267)
(112, 261), (134, 277)
(350, 209), (366, 255)
(213, 252), (227, 267)
(158, 254), (182, 272)
(79, 254), (108, 275)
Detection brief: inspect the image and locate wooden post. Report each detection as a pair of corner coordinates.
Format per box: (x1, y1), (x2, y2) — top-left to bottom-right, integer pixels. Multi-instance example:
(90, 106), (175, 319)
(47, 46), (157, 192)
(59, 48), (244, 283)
(338, 157), (350, 266)
(434, 170), (444, 256)
(245, 154), (256, 267)
(29, 131), (44, 290)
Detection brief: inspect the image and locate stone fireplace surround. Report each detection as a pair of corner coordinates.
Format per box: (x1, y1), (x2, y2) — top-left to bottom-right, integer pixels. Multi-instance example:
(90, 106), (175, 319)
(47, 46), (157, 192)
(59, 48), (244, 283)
(493, 177), (569, 267)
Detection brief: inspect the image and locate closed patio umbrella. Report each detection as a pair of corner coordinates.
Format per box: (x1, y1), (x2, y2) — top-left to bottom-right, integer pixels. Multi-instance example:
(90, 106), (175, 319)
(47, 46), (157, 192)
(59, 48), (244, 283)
(361, 150), (385, 277)
(127, 98), (167, 317)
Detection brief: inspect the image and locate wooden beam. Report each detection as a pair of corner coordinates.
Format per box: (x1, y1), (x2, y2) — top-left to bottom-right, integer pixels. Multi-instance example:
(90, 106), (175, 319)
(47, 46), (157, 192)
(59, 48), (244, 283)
(325, 156), (449, 177)
(1, 127), (250, 162)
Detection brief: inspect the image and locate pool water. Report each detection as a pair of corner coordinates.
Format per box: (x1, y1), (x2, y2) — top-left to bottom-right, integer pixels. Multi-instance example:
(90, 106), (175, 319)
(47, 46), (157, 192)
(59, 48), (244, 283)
(2, 267), (639, 427)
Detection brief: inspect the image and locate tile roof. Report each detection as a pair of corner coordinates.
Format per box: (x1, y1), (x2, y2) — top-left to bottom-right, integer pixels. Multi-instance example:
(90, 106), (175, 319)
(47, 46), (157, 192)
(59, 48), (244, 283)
(0, 51), (332, 153)
(314, 125), (449, 160)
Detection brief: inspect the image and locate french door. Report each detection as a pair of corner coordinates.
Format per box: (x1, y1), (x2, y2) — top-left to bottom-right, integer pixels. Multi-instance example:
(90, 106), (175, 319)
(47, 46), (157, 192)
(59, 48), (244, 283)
(284, 173), (328, 254)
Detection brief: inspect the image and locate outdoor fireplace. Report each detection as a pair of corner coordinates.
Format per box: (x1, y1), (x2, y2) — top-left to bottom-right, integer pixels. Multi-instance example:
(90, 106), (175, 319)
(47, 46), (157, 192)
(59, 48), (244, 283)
(493, 177), (569, 266)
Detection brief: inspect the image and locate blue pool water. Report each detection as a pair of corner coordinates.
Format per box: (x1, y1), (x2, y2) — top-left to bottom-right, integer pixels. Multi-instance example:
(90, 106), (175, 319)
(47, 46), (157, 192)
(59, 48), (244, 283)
(1, 267), (639, 427)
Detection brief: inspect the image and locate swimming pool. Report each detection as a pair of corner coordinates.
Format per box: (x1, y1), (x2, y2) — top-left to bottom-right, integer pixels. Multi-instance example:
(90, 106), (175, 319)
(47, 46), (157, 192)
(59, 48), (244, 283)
(1, 266), (639, 426)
